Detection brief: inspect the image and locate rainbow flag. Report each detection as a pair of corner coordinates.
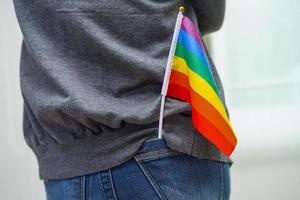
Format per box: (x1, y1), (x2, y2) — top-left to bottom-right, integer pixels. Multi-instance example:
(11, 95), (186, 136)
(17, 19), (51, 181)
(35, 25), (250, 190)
(163, 12), (237, 157)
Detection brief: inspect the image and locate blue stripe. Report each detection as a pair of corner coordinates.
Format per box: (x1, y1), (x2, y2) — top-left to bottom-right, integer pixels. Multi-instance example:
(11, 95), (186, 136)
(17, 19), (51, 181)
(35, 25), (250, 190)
(177, 29), (211, 72)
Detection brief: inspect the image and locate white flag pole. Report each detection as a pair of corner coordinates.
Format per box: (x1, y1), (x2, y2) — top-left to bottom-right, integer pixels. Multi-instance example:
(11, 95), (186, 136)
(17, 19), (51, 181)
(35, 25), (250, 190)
(157, 6), (185, 139)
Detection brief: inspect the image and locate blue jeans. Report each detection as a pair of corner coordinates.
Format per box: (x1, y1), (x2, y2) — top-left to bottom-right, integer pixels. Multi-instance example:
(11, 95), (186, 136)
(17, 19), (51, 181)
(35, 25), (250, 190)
(44, 137), (231, 200)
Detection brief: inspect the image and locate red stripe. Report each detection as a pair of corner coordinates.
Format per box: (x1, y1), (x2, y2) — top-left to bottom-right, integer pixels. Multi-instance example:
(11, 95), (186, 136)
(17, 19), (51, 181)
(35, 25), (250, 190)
(167, 70), (236, 144)
(166, 70), (237, 155)
(192, 107), (235, 156)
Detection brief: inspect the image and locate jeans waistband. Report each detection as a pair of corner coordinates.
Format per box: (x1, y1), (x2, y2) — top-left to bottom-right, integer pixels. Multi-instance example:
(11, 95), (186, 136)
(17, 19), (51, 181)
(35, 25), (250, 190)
(137, 137), (168, 154)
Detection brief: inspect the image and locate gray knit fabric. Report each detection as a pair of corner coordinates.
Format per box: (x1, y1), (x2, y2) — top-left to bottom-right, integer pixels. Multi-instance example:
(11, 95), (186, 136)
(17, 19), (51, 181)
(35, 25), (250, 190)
(13, 0), (231, 180)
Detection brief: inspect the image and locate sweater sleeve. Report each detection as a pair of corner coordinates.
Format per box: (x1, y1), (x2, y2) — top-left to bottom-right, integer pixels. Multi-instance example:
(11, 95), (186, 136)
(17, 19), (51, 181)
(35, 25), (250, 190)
(188, 0), (226, 35)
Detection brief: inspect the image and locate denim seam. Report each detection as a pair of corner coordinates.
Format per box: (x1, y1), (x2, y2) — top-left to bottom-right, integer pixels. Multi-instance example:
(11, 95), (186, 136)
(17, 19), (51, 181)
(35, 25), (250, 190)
(220, 162), (224, 200)
(98, 170), (118, 200)
(81, 175), (86, 200)
(109, 169), (118, 200)
(97, 173), (106, 200)
(135, 149), (184, 160)
(133, 156), (167, 200)
(144, 137), (163, 143)
(97, 172), (106, 200)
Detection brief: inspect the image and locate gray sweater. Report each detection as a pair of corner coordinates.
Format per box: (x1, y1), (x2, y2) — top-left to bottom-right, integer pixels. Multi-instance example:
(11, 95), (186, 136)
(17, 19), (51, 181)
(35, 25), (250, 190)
(13, 0), (231, 180)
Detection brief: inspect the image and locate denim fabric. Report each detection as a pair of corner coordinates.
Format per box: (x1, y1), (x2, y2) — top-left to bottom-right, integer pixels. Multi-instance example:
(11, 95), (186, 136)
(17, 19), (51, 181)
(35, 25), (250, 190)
(44, 137), (231, 200)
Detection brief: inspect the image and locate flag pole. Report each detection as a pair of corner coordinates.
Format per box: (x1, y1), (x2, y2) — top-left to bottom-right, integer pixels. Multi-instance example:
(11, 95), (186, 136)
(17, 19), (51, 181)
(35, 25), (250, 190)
(157, 6), (185, 139)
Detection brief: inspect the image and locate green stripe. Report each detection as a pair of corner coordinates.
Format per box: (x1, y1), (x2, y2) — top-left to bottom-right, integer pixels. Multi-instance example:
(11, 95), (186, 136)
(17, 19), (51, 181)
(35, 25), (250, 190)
(174, 42), (220, 96)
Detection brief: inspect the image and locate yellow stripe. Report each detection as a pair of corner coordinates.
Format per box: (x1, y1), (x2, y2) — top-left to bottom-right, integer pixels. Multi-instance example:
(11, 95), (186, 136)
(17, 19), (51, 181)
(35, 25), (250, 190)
(172, 56), (230, 124)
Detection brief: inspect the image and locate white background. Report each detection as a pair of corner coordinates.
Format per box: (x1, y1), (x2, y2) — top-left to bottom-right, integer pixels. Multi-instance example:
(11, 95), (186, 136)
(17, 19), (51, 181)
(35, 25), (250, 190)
(0, 1), (45, 199)
(210, 0), (300, 199)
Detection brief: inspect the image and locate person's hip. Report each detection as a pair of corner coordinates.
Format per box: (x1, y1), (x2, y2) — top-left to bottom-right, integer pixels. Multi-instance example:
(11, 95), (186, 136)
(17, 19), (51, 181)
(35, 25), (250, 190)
(44, 137), (231, 200)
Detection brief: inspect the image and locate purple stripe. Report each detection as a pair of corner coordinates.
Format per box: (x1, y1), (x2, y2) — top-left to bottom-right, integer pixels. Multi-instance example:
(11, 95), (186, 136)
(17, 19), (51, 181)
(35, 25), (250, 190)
(180, 16), (214, 76)
(180, 16), (206, 53)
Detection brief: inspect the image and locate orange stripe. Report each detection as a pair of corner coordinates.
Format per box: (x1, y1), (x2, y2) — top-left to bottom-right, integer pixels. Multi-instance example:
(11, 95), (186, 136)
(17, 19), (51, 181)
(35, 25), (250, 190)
(192, 106), (235, 156)
(167, 83), (236, 156)
(167, 69), (237, 146)
(172, 56), (229, 123)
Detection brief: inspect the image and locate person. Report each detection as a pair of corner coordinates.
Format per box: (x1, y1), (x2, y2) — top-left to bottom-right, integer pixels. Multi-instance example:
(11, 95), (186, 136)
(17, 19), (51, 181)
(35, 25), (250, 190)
(13, 0), (232, 199)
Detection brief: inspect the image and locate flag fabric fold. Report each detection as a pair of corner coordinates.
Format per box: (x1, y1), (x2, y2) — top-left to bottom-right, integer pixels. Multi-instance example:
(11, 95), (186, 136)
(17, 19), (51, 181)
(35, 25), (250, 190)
(165, 14), (237, 157)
